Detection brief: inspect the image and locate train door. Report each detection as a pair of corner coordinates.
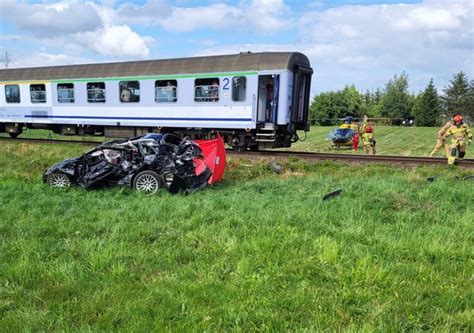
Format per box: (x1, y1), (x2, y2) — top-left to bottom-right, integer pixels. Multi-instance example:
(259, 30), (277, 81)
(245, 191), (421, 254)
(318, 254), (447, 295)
(291, 66), (312, 131)
(257, 75), (279, 123)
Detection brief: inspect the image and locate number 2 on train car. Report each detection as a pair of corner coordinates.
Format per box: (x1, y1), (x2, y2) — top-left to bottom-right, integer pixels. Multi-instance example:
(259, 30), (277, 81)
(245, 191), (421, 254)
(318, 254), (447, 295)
(222, 78), (230, 90)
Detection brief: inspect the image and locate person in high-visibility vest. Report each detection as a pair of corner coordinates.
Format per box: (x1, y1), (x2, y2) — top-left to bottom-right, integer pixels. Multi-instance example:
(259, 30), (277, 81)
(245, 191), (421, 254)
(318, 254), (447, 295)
(443, 114), (472, 165)
(429, 120), (452, 157)
(362, 126), (376, 155)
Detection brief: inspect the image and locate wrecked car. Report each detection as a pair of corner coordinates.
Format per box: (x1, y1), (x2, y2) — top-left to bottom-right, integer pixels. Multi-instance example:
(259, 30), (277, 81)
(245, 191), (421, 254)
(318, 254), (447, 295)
(43, 133), (216, 194)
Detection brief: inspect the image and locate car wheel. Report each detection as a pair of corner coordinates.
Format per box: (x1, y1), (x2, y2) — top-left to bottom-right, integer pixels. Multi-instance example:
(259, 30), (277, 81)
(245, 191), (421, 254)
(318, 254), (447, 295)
(133, 170), (164, 195)
(47, 172), (71, 188)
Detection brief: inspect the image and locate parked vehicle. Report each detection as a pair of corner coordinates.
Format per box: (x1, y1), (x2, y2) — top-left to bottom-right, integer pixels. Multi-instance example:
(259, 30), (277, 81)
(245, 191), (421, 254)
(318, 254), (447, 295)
(327, 128), (356, 149)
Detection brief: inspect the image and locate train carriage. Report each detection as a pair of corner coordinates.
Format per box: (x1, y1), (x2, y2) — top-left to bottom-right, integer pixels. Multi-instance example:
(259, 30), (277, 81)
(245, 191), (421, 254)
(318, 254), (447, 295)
(0, 52), (313, 150)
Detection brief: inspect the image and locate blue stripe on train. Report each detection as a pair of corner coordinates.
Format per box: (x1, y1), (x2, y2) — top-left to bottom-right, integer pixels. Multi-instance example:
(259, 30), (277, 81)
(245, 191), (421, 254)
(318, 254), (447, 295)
(24, 115), (253, 121)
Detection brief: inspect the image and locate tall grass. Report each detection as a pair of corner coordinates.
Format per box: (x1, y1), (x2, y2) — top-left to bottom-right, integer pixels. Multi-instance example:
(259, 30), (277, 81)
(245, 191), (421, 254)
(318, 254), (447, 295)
(286, 126), (457, 157)
(2, 126), (464, 157)
(0, 142), (473, 331)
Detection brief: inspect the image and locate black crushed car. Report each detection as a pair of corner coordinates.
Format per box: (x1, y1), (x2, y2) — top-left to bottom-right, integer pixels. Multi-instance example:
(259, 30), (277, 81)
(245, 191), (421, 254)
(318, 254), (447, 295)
(43, 133), (211, 194)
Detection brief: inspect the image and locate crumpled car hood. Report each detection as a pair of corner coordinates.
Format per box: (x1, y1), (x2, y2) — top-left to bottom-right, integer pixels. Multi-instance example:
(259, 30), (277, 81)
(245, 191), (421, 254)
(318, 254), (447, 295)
(43, 158), (78, 181)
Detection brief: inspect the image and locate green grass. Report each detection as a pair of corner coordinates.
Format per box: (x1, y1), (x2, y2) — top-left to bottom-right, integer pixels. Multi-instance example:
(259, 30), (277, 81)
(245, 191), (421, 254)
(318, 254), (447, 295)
(1, 142), (473, 331)
(0, 128), (105, 142)
(286, 126), (453, 157)
(4, 125), (468, 157)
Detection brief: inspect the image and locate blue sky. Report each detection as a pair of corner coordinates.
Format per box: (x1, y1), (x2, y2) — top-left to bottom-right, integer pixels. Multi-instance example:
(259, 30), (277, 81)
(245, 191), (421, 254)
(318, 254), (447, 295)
(0, 0), (472, 96)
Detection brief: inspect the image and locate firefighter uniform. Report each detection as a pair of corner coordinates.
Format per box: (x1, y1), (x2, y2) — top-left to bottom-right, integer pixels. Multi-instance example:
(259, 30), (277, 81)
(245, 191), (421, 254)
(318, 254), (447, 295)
(443, 122), (472, 165)
(429, 121), (452, 157)
(362, 130), (376, 155)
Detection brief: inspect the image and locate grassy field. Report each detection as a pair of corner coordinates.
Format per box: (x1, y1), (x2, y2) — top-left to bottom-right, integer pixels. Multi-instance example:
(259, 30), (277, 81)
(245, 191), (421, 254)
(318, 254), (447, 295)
(287, 126), (452, 157)
(1, 140), (473, 331)
(2, 125), (466, 158)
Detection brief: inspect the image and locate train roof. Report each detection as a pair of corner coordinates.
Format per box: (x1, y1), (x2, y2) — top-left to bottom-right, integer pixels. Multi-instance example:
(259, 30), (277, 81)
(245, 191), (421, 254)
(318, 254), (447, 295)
(0, 52), (311, 82)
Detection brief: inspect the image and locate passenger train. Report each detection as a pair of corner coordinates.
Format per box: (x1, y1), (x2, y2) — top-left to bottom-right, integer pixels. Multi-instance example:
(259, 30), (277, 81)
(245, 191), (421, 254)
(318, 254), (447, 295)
(0, 52), (313, 150)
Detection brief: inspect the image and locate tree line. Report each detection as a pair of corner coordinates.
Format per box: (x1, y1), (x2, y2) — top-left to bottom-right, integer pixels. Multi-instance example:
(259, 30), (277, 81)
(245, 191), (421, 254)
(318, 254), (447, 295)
(309, 71), (474, 126)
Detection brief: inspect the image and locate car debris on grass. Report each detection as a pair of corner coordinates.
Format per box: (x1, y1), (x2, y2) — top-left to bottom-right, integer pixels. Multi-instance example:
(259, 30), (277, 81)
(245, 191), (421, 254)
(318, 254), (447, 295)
(43, 133), (226, 195)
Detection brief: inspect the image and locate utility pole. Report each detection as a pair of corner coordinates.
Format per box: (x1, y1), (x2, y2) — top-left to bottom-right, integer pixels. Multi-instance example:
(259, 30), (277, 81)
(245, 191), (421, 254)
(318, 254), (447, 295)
(0, 51), (12, 68)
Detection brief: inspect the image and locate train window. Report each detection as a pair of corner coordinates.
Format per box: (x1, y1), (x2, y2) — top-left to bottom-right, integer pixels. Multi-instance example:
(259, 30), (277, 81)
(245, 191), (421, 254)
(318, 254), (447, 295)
(232, 76), (246, 101)
(5, 85), (20, 103)
(87, 82), (106, 103)
(57, 83), (74, 103)
(194, 78), (219, 102)
(30, 84), (46, 103)
(119, 81), (140, 103)
(155, 80), (177, 103)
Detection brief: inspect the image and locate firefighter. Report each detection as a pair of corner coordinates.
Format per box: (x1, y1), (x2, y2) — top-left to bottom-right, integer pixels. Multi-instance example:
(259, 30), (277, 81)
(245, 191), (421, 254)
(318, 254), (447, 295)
(443, 114), (472, 165)
(429, 119), (453, 157)
(362, 126), (376, 155)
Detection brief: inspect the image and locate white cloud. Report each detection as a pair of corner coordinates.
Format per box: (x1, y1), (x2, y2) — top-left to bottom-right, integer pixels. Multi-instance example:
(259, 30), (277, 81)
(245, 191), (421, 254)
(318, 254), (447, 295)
(4, 0), (472, 95)
(75, 25), (153, 59)
(43, 0), (78, 12)
(0, 1), (155, 60)
(117, 0), (172, 25)
(0, 0), (102, 36)
(298, 0), (474, 92)
(159, 3), (240, 32)
(11, 52), (91, 68)
(242, 0), (292, 34)
(116, 0), (291, 34)
(195, 0), (473, 95)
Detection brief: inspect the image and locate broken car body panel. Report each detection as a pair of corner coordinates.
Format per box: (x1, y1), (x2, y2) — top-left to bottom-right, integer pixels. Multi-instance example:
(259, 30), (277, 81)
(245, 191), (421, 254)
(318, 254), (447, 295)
(43, 133), (224, 194)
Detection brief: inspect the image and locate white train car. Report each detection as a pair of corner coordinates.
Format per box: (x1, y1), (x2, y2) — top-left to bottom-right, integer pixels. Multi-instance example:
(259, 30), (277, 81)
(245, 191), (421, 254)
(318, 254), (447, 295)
(0, 52), (312, 150)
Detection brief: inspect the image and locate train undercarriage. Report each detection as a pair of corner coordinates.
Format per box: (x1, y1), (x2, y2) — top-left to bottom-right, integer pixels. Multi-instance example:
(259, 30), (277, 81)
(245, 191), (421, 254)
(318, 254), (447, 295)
(0, 122), (302, 150)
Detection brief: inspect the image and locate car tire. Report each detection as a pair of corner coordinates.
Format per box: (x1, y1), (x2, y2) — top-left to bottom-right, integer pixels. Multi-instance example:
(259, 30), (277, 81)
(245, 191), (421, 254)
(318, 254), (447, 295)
(133, 170), (164, 195)
(47, 172), (72, 188)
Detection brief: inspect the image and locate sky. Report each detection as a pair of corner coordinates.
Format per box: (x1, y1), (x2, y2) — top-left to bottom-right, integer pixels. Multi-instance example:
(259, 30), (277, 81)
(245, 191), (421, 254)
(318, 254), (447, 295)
(0, 0), (473, 96)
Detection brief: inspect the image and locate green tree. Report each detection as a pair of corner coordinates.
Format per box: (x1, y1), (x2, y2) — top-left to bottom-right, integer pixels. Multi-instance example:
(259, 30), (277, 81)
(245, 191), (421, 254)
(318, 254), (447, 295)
(309, 85), (364, 125)
(361, 90), (372, 117)
(310, 92), (335, 125)
(413, 79), (441, 126)
(369, 88), (384, 117)
(379, 73), (413, 119)
(467, 80), (474, 121)
(340, 85), (363, 118)
(442, 71), (470, 118)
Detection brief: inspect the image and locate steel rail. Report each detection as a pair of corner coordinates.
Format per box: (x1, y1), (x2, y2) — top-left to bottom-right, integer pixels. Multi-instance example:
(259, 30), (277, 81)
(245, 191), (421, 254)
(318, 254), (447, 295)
(226, 150), (474, 167)
(0, 136), (101, 145)
(2, 136), (473, 167)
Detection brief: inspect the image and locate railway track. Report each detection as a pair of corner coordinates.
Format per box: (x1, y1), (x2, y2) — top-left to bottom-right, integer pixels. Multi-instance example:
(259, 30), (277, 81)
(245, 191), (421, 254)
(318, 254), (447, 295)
(0, 136), (103, 146)
(227, 150), (474, 167)
(2, 136), (474, 167)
